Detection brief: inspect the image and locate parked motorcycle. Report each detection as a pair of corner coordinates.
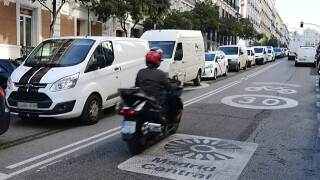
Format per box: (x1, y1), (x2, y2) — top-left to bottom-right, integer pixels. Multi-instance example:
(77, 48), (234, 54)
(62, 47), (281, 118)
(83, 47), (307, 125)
(118, 78), (183, 154)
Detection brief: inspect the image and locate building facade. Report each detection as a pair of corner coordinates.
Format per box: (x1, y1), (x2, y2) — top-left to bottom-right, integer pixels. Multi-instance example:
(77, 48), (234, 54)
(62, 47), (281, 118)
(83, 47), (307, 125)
(240, 0), (261, 32)
(260, 0), (273, 39)
(290, 27), (320, 47)
(170, 0), (196, 12)
(0, 0), (144, 59)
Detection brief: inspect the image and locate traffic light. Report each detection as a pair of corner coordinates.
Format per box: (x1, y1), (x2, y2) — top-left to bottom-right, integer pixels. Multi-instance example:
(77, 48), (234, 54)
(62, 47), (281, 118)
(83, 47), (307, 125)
(300, 21), (304, 28)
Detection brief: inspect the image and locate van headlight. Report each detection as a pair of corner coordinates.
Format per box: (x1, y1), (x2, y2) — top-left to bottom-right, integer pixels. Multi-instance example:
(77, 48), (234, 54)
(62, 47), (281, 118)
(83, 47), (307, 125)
(7, 77), (12, 90)
(50, 73), (79, 92)
(206, 64), (213, 68)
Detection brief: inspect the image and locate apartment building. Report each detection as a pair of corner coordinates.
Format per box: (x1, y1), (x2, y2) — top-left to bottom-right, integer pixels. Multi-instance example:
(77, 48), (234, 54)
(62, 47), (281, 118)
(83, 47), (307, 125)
(0, 0), (144, 59)
(170, 0), (196, 12)
(290, 27), (320, 47)
(240, 0), (261, 32)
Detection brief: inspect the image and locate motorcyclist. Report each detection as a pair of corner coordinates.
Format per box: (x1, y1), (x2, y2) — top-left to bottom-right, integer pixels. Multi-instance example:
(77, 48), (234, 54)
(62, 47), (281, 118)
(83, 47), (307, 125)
(135, 47), (181, 122)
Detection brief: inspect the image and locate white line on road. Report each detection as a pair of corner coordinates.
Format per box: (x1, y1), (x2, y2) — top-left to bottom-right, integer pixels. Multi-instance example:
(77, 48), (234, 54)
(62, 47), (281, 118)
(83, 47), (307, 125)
(6, 126), (121, 169)
(184, 81), (241, 105)
(247, 60), (284, 78)
(184, 81), (241, 107)
(2, 131), (121, 180)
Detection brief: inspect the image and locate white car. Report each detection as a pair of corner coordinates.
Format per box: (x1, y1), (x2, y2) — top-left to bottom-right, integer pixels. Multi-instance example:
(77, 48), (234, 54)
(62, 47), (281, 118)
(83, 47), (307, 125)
(202, 51), (228, 80)
(267, 49), (275, 62)
(253, 46), (268, 65)
(218, 45), (248, 72)
(247, 47), (256, 67)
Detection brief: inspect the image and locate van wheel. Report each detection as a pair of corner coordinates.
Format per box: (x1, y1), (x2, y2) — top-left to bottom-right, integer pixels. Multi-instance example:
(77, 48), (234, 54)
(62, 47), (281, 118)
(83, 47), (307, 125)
(243, 61), (247, 70)
(236, 63), (240, 72)
(213, 69), (217, 80)
(193, 70), (201, 86)
(224, 66), (228, 76)
(80, 95), (101, 125)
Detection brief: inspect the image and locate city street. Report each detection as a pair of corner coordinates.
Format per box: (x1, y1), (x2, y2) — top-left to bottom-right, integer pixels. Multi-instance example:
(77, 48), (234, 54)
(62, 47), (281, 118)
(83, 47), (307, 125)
(0, 57), (319, 179)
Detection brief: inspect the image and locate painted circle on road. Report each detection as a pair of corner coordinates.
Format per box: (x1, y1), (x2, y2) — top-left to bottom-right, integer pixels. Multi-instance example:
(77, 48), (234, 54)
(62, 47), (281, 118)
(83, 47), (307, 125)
(221, 94), (298, 109)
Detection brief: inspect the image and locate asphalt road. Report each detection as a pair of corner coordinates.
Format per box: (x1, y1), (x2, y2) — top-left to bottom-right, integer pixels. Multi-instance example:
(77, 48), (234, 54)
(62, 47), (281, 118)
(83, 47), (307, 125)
(0, 57), (319, 180)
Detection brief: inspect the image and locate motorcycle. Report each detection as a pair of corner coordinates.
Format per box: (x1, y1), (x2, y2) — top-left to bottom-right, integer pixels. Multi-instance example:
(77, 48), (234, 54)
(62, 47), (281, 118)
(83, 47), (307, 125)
(118, 78), (183, 154)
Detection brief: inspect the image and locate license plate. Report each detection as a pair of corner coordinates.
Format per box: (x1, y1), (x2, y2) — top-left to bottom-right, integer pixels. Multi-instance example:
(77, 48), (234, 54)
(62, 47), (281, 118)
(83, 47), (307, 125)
(17, 102), (37, 109)
(122, 121), (136, 134)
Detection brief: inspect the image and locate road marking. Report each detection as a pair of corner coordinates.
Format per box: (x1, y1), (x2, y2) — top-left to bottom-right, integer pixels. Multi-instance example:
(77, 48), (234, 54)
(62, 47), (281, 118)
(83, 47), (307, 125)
(317, 88), (320, 92)
(118, 134), (258, 180)
(2, 131), (120, 179)
(222, 94), (298, 110)
(317, 102), (320, 107)
(184, 83), (210, 91)
(317, 113), (320, 120)
(0, 173), (10, 179)
(6, 126), (121, 169)
(252, 82), (300, 88)
(184, 81), (241, 107)
(317, 94), (320, 99)
(246, 60), (284, 78)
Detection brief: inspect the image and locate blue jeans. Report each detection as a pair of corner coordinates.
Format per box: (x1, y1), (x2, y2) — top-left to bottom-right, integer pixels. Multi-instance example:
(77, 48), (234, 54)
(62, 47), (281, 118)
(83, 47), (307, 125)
(162, 89), (182, 119)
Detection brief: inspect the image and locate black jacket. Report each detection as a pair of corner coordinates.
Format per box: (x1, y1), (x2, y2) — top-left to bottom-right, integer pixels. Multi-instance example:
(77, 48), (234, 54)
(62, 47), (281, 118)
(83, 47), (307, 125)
(135, 67), (178, 104)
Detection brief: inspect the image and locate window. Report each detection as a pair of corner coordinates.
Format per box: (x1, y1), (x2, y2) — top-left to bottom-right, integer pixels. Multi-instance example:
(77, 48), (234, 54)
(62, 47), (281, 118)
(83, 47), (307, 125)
(102, 41), (114, 66)
(20, 8), (32, 47)
(174, 43), (183, 60)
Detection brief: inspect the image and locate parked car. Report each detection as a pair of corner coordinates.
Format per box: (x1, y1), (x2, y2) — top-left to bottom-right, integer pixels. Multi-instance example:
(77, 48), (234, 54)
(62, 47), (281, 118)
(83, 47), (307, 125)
(267, 49), (275, 62)
(0, 87), (10, 135)
(253, 46), (268, 65)
(288, 52), (297, 60)
(295, 46), (316, 67)
(6, 36), (149, 125)
(218, 45), (248, 72)
(0, 60), (16, 89)
(202, 51), (228, 80)
(283, 48), (289, 56)
(247, 47), (256, 66)
(267, 46), (275, 62)
(274, 48), (283, 58)
(141, 30), (205, 86)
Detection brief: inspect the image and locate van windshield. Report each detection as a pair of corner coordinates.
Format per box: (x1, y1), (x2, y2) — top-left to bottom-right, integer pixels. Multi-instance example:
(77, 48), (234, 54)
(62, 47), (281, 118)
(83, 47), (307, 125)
(218, 47), (238, 55)
(148, 41), (175, 59)
(274, 48), (281, 52)
(25, 39), (95, 67)
(254, 48), (263, 53)
(205, 53), (216, 61)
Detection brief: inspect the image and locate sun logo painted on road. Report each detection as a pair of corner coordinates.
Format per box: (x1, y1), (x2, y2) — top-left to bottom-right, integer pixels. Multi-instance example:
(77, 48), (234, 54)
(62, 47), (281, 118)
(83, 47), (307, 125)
(164, 138), (241, 161)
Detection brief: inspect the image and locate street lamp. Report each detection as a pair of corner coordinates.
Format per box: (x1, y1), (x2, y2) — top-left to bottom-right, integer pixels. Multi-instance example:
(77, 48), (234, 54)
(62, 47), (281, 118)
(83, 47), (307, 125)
(87, 1), (92, 36)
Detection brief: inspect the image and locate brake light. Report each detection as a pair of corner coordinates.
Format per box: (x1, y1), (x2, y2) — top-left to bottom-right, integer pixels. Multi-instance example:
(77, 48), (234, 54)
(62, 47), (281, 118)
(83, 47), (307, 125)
(0, 88), (4, 98)
(119, 109), (135, 115)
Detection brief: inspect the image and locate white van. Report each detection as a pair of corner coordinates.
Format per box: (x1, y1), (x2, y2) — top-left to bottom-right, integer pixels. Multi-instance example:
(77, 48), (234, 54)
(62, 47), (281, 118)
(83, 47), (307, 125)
(295, 46), (316, 67)
(253, 46), (268, 65)
(140, 30), (205, 86)
(6, 36), (149, 124)
(218, 45), (248, 72)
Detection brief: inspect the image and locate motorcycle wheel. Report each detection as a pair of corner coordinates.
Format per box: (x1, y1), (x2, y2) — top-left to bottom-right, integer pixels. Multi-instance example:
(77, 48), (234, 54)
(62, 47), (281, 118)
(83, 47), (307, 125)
(127, 133), (145, 155)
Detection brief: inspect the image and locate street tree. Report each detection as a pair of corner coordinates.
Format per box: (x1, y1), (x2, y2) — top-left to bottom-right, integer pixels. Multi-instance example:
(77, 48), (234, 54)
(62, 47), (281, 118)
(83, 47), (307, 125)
(267, 36), (278, 47)
(218, 17), (241, 44)
(192, 0), (219, 35)
(92, 0), (149, 37)
(259, 34), (268, 46)
(163, 10), (199, 30)
(240, 18), (257, 45)
(146, 0), (171, 29)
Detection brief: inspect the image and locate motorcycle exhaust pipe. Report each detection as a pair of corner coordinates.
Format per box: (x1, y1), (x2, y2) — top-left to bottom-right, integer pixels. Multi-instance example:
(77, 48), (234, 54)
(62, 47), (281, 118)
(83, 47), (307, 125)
(143, 122), (162, 133)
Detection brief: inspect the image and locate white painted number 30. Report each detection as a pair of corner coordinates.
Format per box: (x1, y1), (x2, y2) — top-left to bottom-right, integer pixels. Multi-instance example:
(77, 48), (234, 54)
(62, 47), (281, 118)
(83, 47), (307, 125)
(221, 94), (298, 110)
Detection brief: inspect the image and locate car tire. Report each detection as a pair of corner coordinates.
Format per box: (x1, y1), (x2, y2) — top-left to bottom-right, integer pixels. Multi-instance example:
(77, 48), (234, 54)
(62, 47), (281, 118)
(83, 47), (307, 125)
(213, 69), (217, 80)
(80, 95), (102, 125)
(243, 61), (247, 70)
(193, 70), (201, 86)
(224, 66), (228, 76)
(236, 63), (240, 72)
